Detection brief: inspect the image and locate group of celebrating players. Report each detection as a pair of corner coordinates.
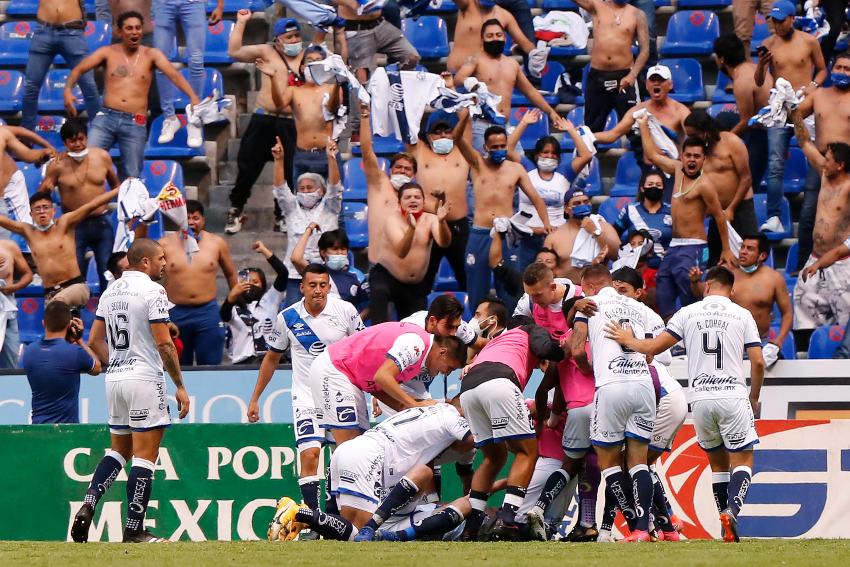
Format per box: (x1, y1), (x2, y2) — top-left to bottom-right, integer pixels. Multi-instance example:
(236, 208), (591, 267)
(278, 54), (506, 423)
(66, 235), (763, 544)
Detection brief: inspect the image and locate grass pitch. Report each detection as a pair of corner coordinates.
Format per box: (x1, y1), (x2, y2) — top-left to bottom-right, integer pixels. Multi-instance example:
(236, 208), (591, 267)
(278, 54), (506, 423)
(3, 540), (849, 567)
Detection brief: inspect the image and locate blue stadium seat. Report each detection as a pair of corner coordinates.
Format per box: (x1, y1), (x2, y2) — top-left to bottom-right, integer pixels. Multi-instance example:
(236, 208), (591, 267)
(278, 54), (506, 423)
(542, 0), (578, 9)
(808, 325), (845, 359)
(208, 0), (274, 12)
(676, 0), (731, 7)
(759, 147), (807, 194)
(38, 69), (84, 113)
(0, 21), (35, 67)
(610, 152), (642, 197)
(783, 241), (799, 283)
(145, 115), (205, 159)
(599, 196), (634, 225)
(352, 133), (405, 156)
(712, 71), (736, 103)
(751, 13), (770, 53)
(427, 291), (472, 320)
(752, 193), (793, 240)
(35, 115), (66, 150)
(433, 258), (460, 291)
(343, 202), (369, 249)
(512, 61), (565, 106)
(562, 107), (618, 151)
(15, 162), (43, 195)
(80, 295), (99, 342)
(343, 157), (388, 202)
(56, 21), (111, 65)
(0, 70), (24, 113)
(660, 58), (706, 103)
(402, 17), (449, 60)
(142, 160), (185, 197)
(16, 296), (45, 344)
(172, 67), (225, 111)
(5, 0), (38, 16)
(188, 21), (234, 65)
(707, 102), (740, 120)
(562, 155), (602, 197)
(767, 326), (796, 360)
(660, 11), (720, 57)
(510, 106), (550, 148)
(85, 256), (101, 296)
(426, 0), (458, 12)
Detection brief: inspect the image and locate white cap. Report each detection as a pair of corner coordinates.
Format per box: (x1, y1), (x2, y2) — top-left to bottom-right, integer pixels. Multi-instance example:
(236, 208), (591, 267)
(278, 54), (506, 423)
(646, 64), (672, 81)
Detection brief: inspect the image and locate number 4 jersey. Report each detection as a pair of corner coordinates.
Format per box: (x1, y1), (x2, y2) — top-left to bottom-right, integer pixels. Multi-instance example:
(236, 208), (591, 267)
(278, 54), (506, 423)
(665, 294), (761, 402)
(96, 271), (171, 383)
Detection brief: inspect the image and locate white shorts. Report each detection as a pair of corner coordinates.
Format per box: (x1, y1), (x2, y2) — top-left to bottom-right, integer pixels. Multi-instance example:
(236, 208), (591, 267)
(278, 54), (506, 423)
(591, 381), (656, 446)
(650, 387), (688, 453)
(106, 379), (171, 434)
(562, 402), (593, 459)
(293, 404), (327, 450)
(794, 254), (850, 330)
(329, 434), (385, 513)
(459, 378), (533, 447)
(691, 397), (759, 452)
(310, 350), (370, 432)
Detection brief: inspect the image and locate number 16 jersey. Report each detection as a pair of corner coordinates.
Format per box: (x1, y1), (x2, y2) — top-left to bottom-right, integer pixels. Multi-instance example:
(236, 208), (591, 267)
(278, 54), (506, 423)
(96, 271), (171, 383)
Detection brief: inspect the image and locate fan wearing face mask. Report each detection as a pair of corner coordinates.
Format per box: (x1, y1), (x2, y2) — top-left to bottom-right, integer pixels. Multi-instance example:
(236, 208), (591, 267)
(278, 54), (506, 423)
(447, 0), (536, 73)
(613, 169), (673, 272)
(221, 241), (289, 365)
(292, 228), (369, 314)
(271, 137), (342, 308)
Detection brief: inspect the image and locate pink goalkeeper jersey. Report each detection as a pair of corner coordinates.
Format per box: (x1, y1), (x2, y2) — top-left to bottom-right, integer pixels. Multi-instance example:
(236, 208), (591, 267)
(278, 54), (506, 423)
(328, 322), (433, 393)
(471, 327), (538, 389)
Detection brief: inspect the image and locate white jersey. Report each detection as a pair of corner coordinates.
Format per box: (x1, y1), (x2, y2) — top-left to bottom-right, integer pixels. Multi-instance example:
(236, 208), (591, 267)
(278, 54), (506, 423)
(513, 277), (581, 318)
(402, 310), (477, 346)
(575, 286), (652, 387)
(665, 294), (761, 402)
(519, 169), (570, 228)
(225, 287), (286, 364)
(365, 403), (471, 473)
(644, 306), (682, 396)
(96, 271), (170, 383)
(266, 295), (364, 406)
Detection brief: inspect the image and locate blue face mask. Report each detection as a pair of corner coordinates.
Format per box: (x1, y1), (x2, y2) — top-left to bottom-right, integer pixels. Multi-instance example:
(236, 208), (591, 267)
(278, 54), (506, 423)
(479, 0), (496, 7)
(739, 262), (759, 274)
(487, 149), (507, 165)
(571, 204), (592, 219)
(831, 72), (850, 89)
(432, 138), (454, 155)
(326, 254), (348, 271)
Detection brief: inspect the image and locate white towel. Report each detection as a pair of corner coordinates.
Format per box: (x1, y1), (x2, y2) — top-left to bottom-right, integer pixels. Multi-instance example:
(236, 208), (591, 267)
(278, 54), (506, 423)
(611, 243), (642, 271)
(726, 221), (742, 258)
(186, 89), (231, 125)
(0, 292), (17, 352)
(570, 214), (603, 268)
(748, 77), (802, 128)
(307, 54), (371, 105)
(532, 10), (590, 49)
(528, 40), (550, 79)
(462, 77), (505, 124)
(574, 125), (596, 178)
(369, 67), (445, 144)
(632, 108), (678, 159)
(321, 92), (349, 141)
(114, 178), (158, 254)
(491, 215), (533, 249)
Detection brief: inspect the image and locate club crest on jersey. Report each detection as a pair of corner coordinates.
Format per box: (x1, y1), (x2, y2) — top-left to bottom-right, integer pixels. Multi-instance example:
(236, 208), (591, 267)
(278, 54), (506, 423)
(308, 341), (327, 356)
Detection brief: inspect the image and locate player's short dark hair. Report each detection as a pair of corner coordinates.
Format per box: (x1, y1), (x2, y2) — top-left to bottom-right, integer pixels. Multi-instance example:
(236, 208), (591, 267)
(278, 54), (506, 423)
(533, 136), (562, 162)
(28, 192), (52, 206)
(742, 233), (770, 256)
(186, 199), (204, 216)
(477, 297), (507, 328)
(107, 252), (127, 278)
(117, 10), (144, 28)
(127, 238), (162, 266)
(241, 267), (267, 290)
(60, 118), (87, 142)
(390, 152), (417, 174)
(43, 300), (73, 332)
(522, 261), (554, 286)
(682, 136), (707, 153)
(535, 247), (561, 265)
(827, 142), (850, 171)
(483, 125), (507, 144)
(428, 294), (464, 322)
(398, 182), (425, 200)
(684, 110), (720, 150)
(318, 229), (349, 250)
(434, 335), (467, 363)
(705, 266), (735, 288)
(835, 51), (850, 64)
(481, 18), (505, 37)
(612, 266), (644, 290)
(580, 264), (612, 283)
(713, 33), (747, 67)
(303, 263), (330, 277)
(507, 315), (534, 329)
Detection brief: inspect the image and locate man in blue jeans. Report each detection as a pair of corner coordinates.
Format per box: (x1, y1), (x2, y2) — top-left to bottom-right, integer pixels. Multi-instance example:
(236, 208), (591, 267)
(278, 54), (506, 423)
(64, 10), (200, 180)
(22, 0), (102, 131)
(154, 0), (223, 145)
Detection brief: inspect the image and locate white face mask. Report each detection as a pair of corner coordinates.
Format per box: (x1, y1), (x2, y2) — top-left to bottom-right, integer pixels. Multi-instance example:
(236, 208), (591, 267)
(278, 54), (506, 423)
(67, 149), (89, 162)
(537, 157), (558, 173)
(390, 174), (412, 190)
(32, 220), (55, 232)
(297, 191), (322, 209)
(468, 316), (495, 337)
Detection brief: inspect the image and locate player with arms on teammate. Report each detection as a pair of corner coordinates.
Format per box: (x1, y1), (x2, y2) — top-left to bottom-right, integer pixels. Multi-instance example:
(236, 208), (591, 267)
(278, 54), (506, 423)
(606, 266), (765, 543)
(70, 238), (189, 543)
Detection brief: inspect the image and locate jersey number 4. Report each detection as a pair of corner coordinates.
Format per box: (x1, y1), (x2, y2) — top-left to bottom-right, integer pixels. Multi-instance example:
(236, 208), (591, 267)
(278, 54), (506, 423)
(107, 314), (130, 351)
(701, 331), (723, 370)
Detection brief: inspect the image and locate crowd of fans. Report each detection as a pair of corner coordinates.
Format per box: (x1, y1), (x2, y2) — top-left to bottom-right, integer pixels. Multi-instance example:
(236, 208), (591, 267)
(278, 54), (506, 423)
(2, 0), (850, 372)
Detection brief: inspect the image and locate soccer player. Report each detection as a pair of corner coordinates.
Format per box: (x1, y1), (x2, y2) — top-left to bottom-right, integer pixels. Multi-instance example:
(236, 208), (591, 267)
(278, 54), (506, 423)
(606, 266), (765, 543)
(70, 238), (189, 543)
(568, 264), (656, 543)
(247, 264), (363, 515)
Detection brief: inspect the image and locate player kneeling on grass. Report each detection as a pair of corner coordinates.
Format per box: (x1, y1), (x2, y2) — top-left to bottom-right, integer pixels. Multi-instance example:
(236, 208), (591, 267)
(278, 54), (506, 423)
(273, 401), (474, 541)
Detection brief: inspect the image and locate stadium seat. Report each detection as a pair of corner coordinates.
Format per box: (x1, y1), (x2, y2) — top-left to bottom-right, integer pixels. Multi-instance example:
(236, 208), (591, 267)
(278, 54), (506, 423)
(433, 258), (460, 291)
(35, 115), (67, 150)
(510, 106), (550, 149)
(562, 155), (602, 197)
(172, 68), (225, 111)
(767, 326), (796, 360)
(142, 160), (185, 197)
(712, 71), (736, 103)
(144, 115), (205, 159)
(562, 107), (619, 151)
(80, 295), (99, 342)
(661, 58), (706, 104)
(758, 147), (807, 194)
(707, 102), (740, 120)
(426, 0), (458, 13)
(808, 325), (845, 359)
(4, 0), (38, 16)
(85, 257), (101, 296)
(402, 17), (449, 60)
(343, 202), (369, 249)
(660, 11), (720, 57)
(38, 69), (84, 113)
(751, 194), (793, 241)
(208, 0), (273, 12)
(15, 162), (43, 195)
(16, 296), (45, 344)
(55, 21), (111, 65)
(0, 21), (35, 67)
(352, 133), (406, 156)
(751, 13), (770, 53)
(428, 291), (472, 320)
(342, 157), (388, 202)
(542, 0), (578, 9)
(0, 70), (24, 113)
(655, 0), (672, 5)
(676, 0), (731, 8)
(512, 61), (565, 106)
(783, 240), (799, 278)
(609, 152), (642, 197)
(189, 21), (234, 65)
(599, 196), (634, 225)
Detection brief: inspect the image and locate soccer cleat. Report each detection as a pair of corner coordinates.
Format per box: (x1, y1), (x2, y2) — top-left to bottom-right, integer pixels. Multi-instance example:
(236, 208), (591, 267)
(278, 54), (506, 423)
(669, 514), (684, 532)
(268, 497), (299, 541)
(660, 530), (681, 542)
(619, 529), (651, 543)
(525, 508), (548, 541)
(720, 509), (740, 543)
(123, 529), (168, 543)
(354, 526), (376, 542)
(378, 529), (401, 541)
(565, 523), (599, 542)
(71, 503), (94, 543)
(224, 207), (244, 234)
(760, 216), (785, 234)
(596, 529), (617, 543)
(157, 116), (181, 144)
(487, 518), (523, 542)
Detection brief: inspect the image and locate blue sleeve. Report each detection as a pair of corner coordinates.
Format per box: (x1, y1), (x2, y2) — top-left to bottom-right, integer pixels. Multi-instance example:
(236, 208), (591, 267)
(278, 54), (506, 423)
(520, 156), (535, 172)
(76, 345), (95, 373)
(614, 205), (631, 236)
(561, 166), (577, 184)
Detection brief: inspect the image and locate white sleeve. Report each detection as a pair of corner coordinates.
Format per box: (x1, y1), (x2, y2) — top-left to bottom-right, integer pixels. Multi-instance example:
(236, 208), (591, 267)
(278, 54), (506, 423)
(455, 321), (477, 346)
(646, 307), (672, 365)
(344, 302), (365, 335)
(665, 309), (686, 342)
(743, 314), (762, 349)
(148, 286), (171, 322)
(386, 333), (428, 372)
(266, 312), (290, 353)
(449, 414), (472, 442)
(513, 295), (533, 317)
